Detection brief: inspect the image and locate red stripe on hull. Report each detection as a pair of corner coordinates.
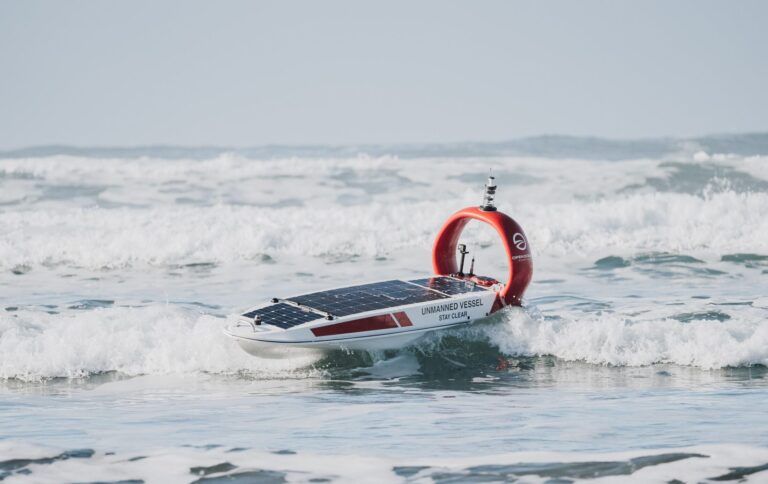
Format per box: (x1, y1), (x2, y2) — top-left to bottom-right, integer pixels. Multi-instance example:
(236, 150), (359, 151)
(311, 314), (398, 337)
(393, 311), (413, 327)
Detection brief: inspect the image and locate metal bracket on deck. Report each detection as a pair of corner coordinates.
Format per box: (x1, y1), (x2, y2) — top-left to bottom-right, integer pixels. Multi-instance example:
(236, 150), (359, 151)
(270, 297), (335, 320)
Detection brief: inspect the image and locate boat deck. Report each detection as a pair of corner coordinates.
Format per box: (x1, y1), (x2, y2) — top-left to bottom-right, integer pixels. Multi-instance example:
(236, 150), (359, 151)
(242, 276), (490, 329)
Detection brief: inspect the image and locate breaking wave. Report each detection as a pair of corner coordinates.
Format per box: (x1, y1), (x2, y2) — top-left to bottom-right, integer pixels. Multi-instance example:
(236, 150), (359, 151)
(2, 304), (767, 382)
(0, 306), (321, 382)
(1, 190), (767, 270)
(487, 309), (768, 369)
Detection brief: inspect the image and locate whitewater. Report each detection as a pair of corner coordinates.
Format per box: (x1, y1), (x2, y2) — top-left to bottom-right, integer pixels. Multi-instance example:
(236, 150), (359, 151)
(2, 137), (768, 482)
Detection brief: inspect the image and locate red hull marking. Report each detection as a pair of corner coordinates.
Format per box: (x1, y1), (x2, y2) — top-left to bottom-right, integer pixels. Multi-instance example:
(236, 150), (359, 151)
(311, 314), (398, 337)
(393, 311), (413, 327)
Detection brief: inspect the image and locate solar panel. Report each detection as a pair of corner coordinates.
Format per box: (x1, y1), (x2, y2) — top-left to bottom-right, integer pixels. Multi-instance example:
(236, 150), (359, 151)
(242, 303), (321, 330)
(408, 276), (488, 296)
(288, 280), (448, 317)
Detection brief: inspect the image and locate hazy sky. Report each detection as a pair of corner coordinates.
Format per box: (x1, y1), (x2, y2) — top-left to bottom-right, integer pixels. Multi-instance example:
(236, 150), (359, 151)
(1, 0), (767, 148)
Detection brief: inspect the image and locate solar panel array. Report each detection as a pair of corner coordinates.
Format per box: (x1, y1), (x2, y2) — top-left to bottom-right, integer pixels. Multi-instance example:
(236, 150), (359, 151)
(241, 277), (488, 330)
(242, 303), (321, 330)
(408, 276), (489, 296)
(288, 279), (448, 317)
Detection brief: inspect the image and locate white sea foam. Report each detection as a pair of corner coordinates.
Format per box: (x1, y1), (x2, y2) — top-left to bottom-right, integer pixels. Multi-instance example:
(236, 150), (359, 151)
(2, 153), (766, 269)
(0, 306), (320, 381)
(1, 190), (767, 270)
(1, 441), (767, 483)
(486, 308), (768, 369)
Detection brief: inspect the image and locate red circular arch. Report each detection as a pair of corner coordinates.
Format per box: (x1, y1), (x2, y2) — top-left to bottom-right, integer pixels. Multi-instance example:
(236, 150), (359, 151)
(431, 206), (533, 307)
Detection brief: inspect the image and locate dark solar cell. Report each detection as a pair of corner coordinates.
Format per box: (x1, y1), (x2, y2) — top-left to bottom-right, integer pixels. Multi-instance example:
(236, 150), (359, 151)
(288, 280), (448, 317)
(242, 303), (320, 330)
(408, 276), (488, 296)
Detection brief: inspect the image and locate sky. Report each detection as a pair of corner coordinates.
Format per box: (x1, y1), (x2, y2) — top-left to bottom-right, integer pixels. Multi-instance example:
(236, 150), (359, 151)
(1, 0), (767, 149)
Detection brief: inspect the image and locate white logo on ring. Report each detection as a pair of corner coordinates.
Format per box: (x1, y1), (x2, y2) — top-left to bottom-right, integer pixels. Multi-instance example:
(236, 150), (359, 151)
(513, 233), (527, 251)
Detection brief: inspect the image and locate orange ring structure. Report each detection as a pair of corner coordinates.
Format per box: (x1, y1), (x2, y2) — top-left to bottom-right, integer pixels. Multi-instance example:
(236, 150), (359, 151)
(432, 206), (533, 307)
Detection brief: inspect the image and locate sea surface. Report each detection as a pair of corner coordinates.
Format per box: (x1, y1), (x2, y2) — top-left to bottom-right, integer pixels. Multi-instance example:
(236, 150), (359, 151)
(1, 135), (768, 482)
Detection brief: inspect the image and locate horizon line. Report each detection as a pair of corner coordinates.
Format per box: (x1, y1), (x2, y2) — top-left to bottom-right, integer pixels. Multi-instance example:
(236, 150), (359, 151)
(3, 131), (768, 155)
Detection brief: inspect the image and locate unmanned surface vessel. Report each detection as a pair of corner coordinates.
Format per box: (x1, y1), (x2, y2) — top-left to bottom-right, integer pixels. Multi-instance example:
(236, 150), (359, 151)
(225, 177), (532, 355)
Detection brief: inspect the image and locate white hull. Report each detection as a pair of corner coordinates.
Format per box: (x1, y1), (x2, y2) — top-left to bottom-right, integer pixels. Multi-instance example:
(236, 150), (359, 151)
(230, 319), (468, 357)
(224, 276), (501, 357)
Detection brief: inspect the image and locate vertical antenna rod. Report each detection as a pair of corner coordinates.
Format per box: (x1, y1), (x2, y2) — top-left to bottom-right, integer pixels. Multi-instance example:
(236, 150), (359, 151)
(457, 243), (468, 276)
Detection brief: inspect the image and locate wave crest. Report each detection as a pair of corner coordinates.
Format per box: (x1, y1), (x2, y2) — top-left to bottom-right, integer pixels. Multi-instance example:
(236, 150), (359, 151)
(485, 308), (768, 369)
(0, 306), (320, 382)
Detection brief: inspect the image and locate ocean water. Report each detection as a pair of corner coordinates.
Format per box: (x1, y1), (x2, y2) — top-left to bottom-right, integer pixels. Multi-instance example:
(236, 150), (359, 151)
(1, 136), (768, 482)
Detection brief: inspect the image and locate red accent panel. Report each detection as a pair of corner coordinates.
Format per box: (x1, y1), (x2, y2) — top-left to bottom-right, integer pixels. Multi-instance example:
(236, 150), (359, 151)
(311, 314), (398, 337)
(432, 206), (532, 307)
(393, 311), (413, 327)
